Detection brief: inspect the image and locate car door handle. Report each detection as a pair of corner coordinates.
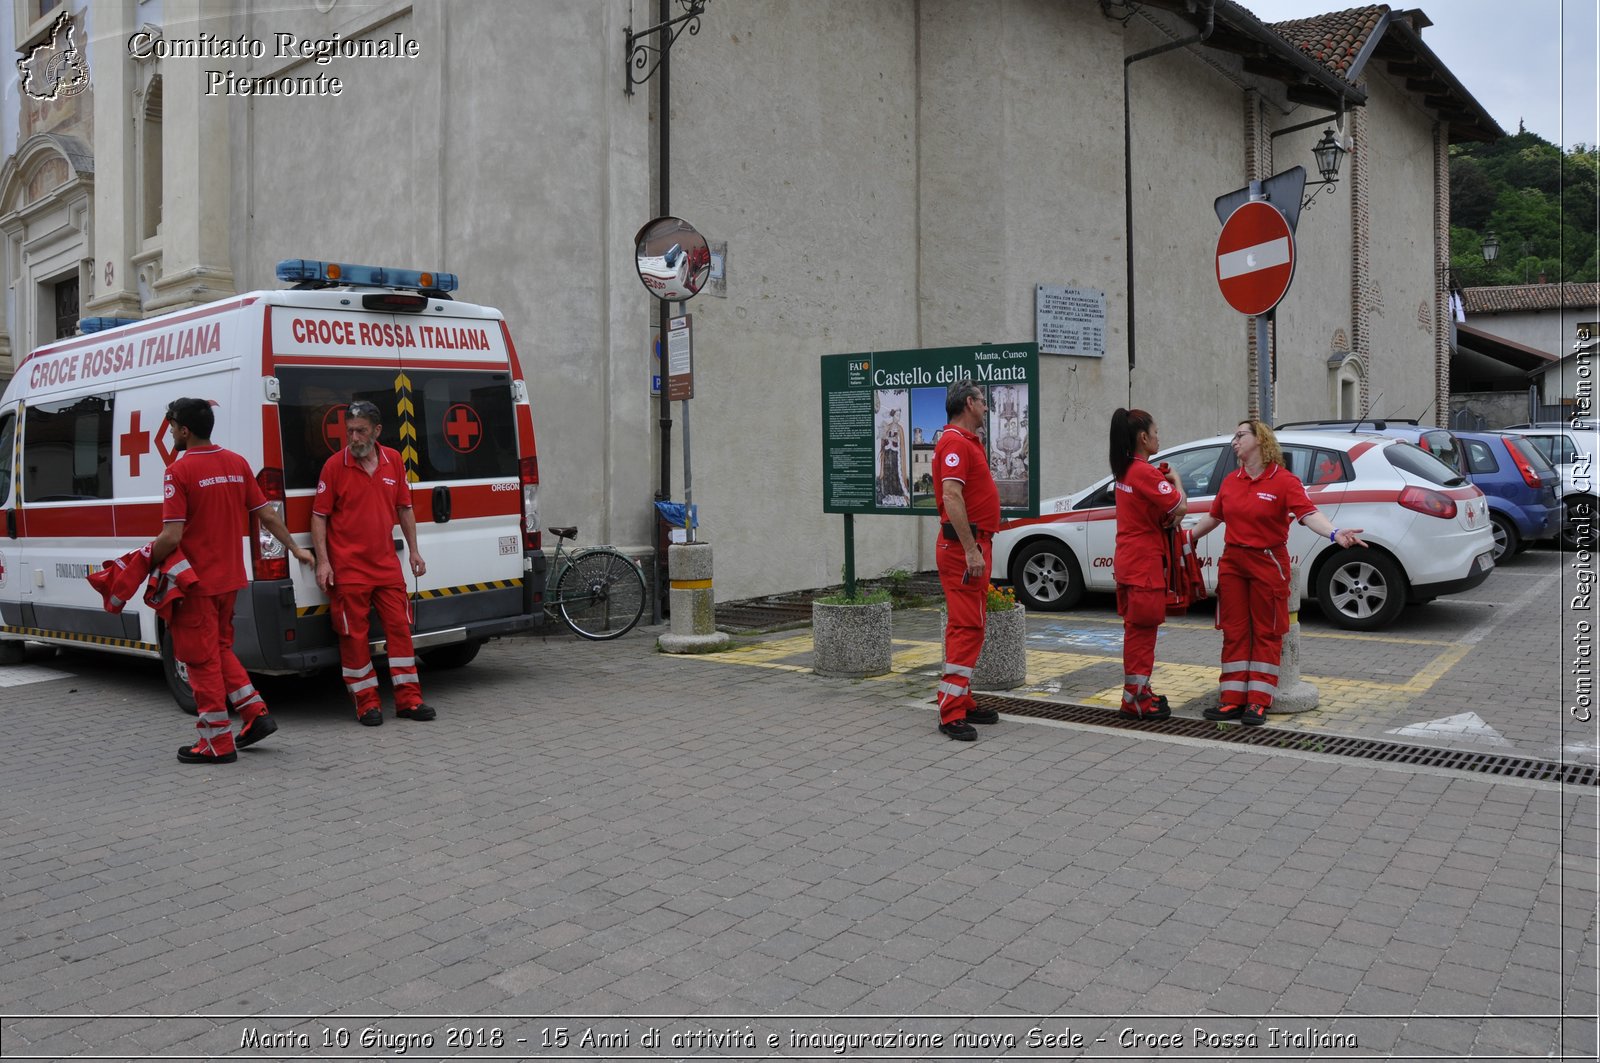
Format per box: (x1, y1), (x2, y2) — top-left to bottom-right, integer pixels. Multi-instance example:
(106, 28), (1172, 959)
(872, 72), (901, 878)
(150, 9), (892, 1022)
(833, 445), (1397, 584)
(431, 485), (452, 524)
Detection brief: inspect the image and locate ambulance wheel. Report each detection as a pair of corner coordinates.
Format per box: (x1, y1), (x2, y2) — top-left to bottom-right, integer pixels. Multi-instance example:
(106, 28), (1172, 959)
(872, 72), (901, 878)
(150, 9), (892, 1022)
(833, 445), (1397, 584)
(419, 640), (482, 670)
(1315, 548), (1405, 631)
(1010, 540), (1083, 611)
(160, 627), (199, 715)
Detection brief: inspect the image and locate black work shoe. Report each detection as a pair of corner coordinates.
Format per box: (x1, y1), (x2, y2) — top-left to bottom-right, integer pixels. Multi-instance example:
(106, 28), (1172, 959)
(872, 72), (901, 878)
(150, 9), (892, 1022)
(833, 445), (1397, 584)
(177, 744), (236, 764)
(359, 709), (383, 727)
(396, 704), (437, 721)
(939, 720), (978, 742)
(1204, 704), (1245, 722)
(1120, 701), (1172, 721)
(966, 707), (1000, 725)
(235, 714), (278, 749)
(1241, 704), (1268, 727)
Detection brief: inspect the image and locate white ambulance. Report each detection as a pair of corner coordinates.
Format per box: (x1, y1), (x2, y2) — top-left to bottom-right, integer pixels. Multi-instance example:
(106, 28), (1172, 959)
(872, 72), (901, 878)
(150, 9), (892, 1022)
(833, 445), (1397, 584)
(0, 259), (546, 708)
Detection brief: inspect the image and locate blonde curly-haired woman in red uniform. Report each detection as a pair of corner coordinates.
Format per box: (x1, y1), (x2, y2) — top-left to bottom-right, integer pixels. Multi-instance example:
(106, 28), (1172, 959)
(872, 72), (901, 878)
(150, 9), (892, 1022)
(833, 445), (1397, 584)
(1109, 408), (1186, 720)
(1190, 420), (1364, 725)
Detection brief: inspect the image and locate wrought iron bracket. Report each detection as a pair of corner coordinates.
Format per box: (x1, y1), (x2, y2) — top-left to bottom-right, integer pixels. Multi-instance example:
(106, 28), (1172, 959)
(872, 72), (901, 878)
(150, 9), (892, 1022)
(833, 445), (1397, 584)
(1300, 178), (1337, 212)
(625, 0), (706, 96)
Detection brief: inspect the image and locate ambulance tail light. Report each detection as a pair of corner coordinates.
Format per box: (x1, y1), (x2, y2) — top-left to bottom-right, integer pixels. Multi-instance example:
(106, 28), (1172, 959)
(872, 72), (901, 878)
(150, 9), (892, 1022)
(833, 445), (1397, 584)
(1398, 485), (1457, 520)
(253, 467), (290, 581)
(520, 457), (541, 551)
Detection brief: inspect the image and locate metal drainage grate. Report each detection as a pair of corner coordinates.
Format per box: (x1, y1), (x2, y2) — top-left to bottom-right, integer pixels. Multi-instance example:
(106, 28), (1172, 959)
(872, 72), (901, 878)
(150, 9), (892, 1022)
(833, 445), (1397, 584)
(715, 600), (818, 632)
(976, 693), (1600, 788)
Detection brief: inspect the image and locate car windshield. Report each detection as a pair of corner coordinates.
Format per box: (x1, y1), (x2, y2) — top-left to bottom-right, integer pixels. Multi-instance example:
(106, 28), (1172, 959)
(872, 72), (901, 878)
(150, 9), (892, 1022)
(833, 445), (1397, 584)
(1384, 441), (1465, 486)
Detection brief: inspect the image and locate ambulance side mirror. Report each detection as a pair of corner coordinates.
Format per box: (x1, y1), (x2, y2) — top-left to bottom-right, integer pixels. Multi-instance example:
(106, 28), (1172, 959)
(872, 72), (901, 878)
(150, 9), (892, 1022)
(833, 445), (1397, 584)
(633, 216), (711, 302)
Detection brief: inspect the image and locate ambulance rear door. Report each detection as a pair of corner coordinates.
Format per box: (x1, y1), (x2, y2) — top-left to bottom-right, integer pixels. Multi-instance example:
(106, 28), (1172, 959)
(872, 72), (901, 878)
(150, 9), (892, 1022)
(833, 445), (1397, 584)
(397, 307), (527, 642)
(271, 302), (527, 648)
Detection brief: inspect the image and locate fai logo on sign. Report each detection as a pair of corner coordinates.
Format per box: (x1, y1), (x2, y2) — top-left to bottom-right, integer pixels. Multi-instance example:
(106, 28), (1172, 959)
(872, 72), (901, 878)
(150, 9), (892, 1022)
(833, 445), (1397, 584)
(17, 11), (90, 102)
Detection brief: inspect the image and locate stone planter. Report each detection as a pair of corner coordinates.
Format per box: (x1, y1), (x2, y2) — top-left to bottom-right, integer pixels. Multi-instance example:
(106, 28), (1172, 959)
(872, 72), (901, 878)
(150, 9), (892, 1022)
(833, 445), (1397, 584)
(812, 599), (892, 678)
(942, 604), (1028, 690)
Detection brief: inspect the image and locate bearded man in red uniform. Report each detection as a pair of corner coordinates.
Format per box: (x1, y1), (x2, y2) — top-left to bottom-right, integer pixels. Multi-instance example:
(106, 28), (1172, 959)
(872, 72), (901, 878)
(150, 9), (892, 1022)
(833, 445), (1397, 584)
(311, 400), (436, 726)
(932, 380), (1003, 742)
(151, 398), (313, 764)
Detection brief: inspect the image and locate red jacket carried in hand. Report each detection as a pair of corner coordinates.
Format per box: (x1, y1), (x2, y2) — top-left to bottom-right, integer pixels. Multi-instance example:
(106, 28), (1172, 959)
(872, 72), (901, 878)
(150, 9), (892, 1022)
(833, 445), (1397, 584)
(87, 545), (199, 620)
(1165, 526), (1208, 615)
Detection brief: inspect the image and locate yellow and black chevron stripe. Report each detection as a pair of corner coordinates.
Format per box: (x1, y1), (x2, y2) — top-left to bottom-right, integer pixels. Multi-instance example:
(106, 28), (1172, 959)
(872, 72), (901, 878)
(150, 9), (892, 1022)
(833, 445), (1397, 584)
(393, 371), (420, 484)
(295, 578), (523, 617)
(1, 624), (158, 653)
(414, 578), (523, 602)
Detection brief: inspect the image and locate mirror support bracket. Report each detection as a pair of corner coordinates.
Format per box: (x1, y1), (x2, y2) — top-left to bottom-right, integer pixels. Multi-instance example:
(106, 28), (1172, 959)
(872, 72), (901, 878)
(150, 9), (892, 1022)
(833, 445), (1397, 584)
(624, 0), (707, 96)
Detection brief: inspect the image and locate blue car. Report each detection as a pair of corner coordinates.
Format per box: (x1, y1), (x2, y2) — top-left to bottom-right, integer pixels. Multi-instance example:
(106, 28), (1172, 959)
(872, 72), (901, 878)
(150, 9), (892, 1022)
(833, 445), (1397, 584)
(1454, 430), (1561, 560)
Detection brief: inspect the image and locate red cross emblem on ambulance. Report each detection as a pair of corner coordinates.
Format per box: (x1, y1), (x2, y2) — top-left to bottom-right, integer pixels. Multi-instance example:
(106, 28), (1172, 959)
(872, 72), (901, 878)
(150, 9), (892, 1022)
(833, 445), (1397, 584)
(443, 404), (482, 454)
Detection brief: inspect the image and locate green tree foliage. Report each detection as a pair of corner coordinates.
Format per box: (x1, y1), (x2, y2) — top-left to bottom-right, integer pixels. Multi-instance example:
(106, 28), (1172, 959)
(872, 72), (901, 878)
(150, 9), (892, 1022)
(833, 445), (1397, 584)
(1449, 131), (1600, 285)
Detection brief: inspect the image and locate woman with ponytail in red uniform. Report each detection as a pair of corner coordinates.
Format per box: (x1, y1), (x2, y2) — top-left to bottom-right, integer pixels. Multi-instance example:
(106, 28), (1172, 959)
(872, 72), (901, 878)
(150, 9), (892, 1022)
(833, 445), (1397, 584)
(1189, 420), (1365, 725)
(1110, 409), (1186, 720)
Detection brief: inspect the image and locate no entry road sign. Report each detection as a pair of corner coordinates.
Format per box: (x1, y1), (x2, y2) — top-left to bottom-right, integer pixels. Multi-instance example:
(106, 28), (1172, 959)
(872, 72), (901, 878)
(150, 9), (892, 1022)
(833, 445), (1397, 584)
(1216, 200), (1295, 316)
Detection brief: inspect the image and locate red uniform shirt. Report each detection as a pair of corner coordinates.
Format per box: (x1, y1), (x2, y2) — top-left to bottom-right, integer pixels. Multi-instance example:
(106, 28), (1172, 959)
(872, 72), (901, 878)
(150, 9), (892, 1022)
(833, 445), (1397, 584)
(161, 445), (269, 595)
(1114, 457), (1181, 588)
(1210, 463), (1316, 548)
(933, 424), (1000, 531)
(313, 445), (413, 588)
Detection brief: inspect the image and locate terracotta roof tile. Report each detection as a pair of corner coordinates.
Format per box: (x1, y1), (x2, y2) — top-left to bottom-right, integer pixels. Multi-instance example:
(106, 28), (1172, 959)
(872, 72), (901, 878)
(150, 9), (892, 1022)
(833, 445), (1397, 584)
(1460, 283), (1600, 315)
(1268, 5), (1388, 83)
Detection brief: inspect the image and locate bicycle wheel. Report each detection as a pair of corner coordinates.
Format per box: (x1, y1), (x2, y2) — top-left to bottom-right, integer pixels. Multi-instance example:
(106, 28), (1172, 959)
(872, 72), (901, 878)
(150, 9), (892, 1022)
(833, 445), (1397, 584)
(556, 548), (646, 640)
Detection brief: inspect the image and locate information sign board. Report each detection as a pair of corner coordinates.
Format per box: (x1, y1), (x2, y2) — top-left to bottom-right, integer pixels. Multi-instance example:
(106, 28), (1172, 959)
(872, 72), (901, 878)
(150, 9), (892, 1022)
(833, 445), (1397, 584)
(820, 343), (1039, 517)
(1036, 285), (1106, 357)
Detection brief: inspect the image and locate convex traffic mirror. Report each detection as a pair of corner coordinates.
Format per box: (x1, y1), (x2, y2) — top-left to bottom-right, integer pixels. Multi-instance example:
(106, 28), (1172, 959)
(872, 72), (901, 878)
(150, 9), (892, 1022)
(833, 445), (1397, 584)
(634, 216), (711, 301)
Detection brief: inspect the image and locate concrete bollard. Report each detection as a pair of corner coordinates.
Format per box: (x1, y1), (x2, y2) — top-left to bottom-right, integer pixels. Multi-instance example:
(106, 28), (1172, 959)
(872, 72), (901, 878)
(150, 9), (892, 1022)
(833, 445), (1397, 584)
(1270, 561), (1320, 713)
(657, 542), (730, 654)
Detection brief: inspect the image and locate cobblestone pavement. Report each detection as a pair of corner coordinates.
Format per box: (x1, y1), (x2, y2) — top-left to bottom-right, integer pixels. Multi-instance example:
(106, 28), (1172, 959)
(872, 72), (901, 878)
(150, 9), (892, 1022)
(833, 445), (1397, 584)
(1, 551), (1596, 1061)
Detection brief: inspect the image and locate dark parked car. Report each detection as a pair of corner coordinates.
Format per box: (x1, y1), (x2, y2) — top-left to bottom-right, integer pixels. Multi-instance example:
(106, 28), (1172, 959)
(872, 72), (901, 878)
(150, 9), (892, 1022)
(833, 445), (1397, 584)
(1455, 430), (1561, 560)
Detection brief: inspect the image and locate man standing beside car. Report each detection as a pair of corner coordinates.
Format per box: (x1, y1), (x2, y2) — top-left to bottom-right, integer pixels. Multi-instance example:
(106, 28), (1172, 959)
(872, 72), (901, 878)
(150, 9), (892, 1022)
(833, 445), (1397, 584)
(311, 399), (437, 727)
(152, 398), (314, 763)
(933, 380), (1002, 742)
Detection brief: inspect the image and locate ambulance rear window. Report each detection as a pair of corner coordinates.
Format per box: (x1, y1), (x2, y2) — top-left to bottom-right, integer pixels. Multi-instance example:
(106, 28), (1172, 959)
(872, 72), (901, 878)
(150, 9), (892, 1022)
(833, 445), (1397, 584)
(277, 368), (519, 490)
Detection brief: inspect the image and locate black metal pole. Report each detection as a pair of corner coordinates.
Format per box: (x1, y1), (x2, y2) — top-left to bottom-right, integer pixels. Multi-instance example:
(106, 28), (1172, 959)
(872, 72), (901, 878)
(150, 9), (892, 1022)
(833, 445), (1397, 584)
(653, 0), (673, 623)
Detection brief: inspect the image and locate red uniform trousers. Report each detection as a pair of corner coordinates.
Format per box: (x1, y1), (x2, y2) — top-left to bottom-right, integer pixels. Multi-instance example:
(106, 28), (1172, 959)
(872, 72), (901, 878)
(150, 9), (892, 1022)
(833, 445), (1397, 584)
(935, 537), (992, 725)
(1216, 545), (1291, 708)
(168, 591), (266, 756)
(1116, 584), (1166, 714)
(333, 584), (422, 715)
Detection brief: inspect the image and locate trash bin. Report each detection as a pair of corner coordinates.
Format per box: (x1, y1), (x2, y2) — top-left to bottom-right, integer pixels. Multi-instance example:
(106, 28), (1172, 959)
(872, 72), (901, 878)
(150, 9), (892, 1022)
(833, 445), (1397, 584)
(652, 501), (698, 620)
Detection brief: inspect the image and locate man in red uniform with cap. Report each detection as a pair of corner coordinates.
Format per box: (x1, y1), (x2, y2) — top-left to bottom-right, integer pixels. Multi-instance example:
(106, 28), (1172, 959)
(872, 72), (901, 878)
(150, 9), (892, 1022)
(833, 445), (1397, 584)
(311, 400), (436, 726)
(933, 380), (1003, 741)
(151, 397), (313, 763)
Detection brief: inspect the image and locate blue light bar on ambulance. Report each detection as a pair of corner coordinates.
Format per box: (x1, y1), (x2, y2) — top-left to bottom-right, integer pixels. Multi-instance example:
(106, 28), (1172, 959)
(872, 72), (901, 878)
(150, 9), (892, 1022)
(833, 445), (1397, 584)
(79, 316), (140, 334)
(275, 259), (459, 293)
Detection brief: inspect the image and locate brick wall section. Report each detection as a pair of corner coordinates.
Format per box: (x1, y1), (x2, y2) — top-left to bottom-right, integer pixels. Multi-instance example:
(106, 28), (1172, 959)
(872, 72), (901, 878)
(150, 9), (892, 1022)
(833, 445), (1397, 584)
(1349, 99), (1372, 415)
(1433, 120), (1452, 427)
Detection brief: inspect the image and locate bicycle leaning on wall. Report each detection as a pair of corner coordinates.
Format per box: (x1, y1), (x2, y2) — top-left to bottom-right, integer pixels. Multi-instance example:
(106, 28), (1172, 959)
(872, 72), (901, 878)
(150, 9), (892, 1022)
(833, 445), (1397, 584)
(543, 526), (647, 640)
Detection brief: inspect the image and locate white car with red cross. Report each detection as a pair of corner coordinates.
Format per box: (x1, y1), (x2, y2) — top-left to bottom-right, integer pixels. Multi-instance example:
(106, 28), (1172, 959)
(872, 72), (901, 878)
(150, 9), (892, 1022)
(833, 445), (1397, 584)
(992, 429), (1495, 631)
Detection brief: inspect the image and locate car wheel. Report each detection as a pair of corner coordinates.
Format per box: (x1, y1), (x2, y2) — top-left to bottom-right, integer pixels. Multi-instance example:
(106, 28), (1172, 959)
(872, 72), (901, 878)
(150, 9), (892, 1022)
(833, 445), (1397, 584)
(1488, 514), (1519, 563)
(1315, 548), (1406, 631)
(1563, 496), (1596, 550)
(419, 640), (483, 670)
(160, 626), (199, 715)
(1009, 540), (1083, 611)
